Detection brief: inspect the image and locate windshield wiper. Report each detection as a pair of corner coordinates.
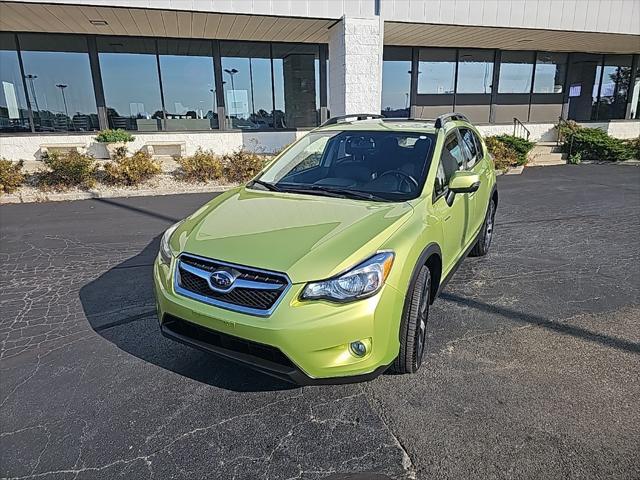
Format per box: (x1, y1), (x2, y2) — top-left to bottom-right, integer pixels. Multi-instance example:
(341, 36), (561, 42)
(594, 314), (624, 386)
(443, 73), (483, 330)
(279, 184), (391, 202)
(250, 179), (281, 191)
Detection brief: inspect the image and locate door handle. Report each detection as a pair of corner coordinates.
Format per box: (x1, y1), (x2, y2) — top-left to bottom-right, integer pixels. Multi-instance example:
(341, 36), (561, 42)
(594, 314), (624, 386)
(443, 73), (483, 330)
(444, 215), (451, 222)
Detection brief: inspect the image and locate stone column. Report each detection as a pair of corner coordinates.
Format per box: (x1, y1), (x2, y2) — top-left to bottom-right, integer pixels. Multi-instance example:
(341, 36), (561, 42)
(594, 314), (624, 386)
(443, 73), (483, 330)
(328, 16), (383, 117)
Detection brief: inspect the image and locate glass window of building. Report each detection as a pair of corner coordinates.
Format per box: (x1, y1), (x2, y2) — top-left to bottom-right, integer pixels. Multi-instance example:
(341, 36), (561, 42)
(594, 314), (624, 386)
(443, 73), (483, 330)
(19, 34), (97, 132)
(98, 36), (163, 131)
(457, 49), (494, 94)
(220, 42), (273, 130)
(595, 55), (633, 120)
(418, 49), (456, 94)
(0, 33), (30, 133)
(272, 43), (320, 128)
(158, 39), (217, 130)
(381, 47), (412, 117)
(498, 51), (535, 94)
(533, 52), (567, 94)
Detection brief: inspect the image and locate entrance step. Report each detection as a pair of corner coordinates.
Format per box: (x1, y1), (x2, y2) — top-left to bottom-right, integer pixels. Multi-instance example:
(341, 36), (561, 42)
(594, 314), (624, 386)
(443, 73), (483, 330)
(528, 141), (566, 166)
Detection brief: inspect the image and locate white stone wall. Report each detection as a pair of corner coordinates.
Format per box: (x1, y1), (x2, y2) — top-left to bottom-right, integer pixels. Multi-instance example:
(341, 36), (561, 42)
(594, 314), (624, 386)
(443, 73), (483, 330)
(0, 131), (310, 162)
(478, 121), (640, 142)
(329, 16), (383, 117)
(2, 121), (638, 163)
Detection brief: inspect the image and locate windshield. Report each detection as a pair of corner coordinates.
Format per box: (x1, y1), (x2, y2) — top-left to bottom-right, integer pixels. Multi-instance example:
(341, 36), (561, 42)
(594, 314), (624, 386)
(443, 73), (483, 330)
(252, 130), (435, 202)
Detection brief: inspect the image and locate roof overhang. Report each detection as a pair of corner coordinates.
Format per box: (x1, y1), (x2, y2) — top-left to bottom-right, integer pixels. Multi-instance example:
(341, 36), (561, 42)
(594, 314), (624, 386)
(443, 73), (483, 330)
(385, 21), (640, 54)
(0, 1), (336, 43)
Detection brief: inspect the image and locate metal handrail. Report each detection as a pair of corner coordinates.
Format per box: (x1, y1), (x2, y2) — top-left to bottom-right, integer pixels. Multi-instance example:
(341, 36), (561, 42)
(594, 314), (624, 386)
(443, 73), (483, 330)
(556, 116), (574, 157)
(513, 117), (530, 140)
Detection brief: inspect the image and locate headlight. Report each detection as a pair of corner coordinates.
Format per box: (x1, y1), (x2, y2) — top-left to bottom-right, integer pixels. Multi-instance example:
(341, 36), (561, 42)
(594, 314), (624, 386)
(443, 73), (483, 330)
(301, 252), (394, 302)
(159, 221), (182, 265)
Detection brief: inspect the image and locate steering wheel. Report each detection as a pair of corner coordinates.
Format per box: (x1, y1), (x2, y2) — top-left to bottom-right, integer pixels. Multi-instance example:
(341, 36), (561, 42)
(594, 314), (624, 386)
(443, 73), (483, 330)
(376, 170), (419, 192)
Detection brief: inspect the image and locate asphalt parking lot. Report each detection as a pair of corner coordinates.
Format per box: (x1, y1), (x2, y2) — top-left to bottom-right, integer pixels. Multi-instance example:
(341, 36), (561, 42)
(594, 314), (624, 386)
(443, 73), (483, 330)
(1, 164), (639, 480)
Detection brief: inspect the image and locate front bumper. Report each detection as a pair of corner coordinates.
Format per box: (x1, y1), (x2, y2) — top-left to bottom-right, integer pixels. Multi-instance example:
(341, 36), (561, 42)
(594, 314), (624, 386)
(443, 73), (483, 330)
(154, 256), (404, 384)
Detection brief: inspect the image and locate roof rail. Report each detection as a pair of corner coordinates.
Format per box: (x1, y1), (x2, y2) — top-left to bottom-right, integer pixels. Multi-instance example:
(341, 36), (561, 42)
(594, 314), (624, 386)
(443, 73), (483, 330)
(321, 113), (384, 127)
(434, 112), (470, 129)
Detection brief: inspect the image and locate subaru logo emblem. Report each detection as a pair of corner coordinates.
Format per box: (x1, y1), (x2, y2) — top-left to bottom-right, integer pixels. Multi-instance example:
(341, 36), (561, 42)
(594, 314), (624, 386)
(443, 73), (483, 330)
(209, 270), (236, 291)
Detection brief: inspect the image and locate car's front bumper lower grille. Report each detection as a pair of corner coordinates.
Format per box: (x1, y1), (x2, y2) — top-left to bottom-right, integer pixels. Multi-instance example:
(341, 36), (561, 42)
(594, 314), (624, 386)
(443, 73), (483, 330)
(174, 253), (290, 316)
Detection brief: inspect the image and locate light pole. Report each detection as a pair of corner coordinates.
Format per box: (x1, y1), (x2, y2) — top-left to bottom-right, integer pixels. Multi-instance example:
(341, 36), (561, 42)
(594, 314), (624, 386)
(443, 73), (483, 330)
(224, 68), (238, 124)
(56, 84), (69, 130)
(24, 74), (40, 112)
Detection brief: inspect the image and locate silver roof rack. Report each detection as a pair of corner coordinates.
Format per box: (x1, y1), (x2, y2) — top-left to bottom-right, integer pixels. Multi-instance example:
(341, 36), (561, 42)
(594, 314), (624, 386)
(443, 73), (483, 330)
(321, 113), (384, 126)
(434, 113), (469, 129)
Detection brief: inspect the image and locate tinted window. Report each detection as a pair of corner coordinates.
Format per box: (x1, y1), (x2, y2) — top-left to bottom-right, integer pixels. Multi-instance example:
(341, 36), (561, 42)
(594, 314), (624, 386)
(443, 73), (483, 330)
(258, 131), (435, 201)
(98, 37), (163, 131)
(595, 55), (633, 120)
(0, 33), (30, 132)
(435, 133), (465, 196)
(381, 47), (412, 117)
(221, 41), (272, 129)
(272, 43), (320, 128)
(19, 33), (97, 132)
(457, 49), (494, 94)
(158, 39), (218, 130)
(418, 49), (456, 94)
(460, 129), (479, 169)
(533, 52), (567, 94)
(498, 51), (535, 94)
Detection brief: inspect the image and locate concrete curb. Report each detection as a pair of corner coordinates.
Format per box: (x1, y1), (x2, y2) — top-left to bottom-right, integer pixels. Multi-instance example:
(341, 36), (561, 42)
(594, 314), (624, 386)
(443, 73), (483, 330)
(0, 184), (238, 205)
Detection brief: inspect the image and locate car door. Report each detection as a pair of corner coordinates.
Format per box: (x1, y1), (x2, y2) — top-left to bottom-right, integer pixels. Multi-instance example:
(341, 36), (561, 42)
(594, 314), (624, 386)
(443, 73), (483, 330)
(431, 130), (472, 274)
(459, 127), (491, 237)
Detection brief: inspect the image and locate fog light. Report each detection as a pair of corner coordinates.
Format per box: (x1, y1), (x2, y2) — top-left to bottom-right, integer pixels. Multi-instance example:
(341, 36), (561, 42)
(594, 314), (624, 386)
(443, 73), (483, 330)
(349, 341), (367, 358)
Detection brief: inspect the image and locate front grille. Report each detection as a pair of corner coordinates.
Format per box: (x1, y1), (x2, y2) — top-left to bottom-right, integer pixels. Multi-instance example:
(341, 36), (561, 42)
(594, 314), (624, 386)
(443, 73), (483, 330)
(162, 314), (295, 369)
(175, 253), (289, 315)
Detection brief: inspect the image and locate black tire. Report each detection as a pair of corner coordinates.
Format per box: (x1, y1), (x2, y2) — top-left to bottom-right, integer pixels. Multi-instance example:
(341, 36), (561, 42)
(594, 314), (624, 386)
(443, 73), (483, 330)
(392, 265), (431, 374)
(470, 198), (496, 257)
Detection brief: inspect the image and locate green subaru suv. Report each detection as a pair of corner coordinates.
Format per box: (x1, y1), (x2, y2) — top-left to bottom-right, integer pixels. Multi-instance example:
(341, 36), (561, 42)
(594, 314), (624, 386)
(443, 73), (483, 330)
(154, 113), (497, 384)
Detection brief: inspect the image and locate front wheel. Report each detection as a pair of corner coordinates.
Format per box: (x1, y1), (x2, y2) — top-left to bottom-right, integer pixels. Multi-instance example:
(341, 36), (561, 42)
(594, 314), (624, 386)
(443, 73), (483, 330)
(392, 265), (431, 374)
(470, 198), (496, 257)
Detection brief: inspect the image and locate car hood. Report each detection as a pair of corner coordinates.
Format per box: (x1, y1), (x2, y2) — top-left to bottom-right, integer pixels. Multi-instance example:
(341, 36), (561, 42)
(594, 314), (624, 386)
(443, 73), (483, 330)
(178, 187), (414, 283)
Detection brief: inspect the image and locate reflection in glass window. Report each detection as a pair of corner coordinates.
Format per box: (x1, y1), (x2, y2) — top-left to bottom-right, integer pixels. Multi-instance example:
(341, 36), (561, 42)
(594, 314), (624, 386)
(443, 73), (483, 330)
(98, 37), (163, 131)
(457, 50), (493, 94)
(533, 52), (567, 94)
(381, 47), (411, 117)
(272, 43), (320, 128)
(158, 39), (217, 130)
(0, 33), (30, 132)
(19, 34), (97, 132)
(221, 42), (272, 130)
(595, 55), (633, 120)
(418, 49), (456, 94)
(498, 51), (534, 94)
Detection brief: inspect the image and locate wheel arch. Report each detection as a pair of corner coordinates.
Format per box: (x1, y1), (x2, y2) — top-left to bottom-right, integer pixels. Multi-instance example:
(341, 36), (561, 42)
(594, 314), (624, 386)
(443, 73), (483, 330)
(406, 243), (442, 306)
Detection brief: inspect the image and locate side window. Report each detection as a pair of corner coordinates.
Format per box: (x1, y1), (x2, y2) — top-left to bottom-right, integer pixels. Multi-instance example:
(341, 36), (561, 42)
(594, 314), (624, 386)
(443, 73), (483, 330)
(434, 132), (465, 197)
(460, 128), (479, 169)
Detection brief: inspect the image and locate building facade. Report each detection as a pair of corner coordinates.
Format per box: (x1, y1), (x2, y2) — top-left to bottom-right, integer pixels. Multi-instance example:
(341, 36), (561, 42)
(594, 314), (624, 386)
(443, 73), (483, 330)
(0, 0), (639, 160)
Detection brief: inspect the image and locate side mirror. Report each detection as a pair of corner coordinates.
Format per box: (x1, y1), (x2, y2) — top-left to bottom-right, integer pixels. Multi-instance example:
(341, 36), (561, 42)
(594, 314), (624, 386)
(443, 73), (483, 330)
(449, 171), (480, 194)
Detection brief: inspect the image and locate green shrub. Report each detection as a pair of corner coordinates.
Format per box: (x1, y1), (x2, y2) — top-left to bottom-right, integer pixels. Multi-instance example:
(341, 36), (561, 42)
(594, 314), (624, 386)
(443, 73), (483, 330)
(39, 151), (97, 190)
(568, 152), (582, 165)
(568, 127), (632, 162)
(177, 148), (223, 182)
(0, 159), (25, 194)
(494, 134), (535, 165)
(95, 129), (135, 143)
(557, 119), (581, 143)
(104, 151), (161, 186)
(623, 136), (640, 160)
(223, 149), (266, 182)
(484, 136), (519, 171)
